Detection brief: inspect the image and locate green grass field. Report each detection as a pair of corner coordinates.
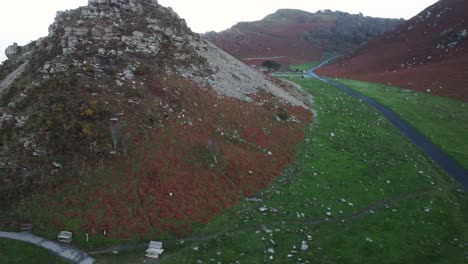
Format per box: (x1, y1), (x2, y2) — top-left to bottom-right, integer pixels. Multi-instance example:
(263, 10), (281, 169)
(290, 62), (320, 71)
(0, 238), (66, 264)
(334, 78), (468, 170)
(153, 77), (468, 263)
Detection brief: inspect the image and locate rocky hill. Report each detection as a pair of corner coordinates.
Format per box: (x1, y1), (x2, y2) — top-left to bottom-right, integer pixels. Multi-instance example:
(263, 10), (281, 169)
(204, 9), (402, 66)
(0, 0), (311, 238)
(317, 0), (468, 101)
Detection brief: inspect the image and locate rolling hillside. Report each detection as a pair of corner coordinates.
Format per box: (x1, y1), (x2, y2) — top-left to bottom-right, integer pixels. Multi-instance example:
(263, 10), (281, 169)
(204, 9), (402, 66)
(317, 0), (468, 101)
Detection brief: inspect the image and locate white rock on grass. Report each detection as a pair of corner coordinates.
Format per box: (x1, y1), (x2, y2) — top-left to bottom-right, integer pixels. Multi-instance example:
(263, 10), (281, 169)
(301, 241), (309, 251)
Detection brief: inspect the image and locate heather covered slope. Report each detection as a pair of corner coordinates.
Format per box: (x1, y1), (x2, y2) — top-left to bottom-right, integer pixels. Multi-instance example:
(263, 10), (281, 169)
(0, 0), (311, 239)
(204, 9), (402, 66)
(317, 0), (468, 101)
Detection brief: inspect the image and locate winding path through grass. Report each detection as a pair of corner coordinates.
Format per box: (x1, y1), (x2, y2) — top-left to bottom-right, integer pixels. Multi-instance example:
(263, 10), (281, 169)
(0, 231), (94, 264)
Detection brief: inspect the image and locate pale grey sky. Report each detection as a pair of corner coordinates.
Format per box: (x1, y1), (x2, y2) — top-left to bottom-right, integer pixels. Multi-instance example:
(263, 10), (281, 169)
(0, 0), (438, 62)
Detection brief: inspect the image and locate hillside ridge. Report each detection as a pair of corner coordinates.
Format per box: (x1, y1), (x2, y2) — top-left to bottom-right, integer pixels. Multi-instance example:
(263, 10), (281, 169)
(204, 9), (402, 65)
(317, 0), (468, 101)
(0, 0), (311, 238)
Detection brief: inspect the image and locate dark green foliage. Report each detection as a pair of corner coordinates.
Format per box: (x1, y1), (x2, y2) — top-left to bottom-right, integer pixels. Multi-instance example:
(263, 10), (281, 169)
(0, 59), (23, 82)
(303, 12), (402, 53)
(261, 60), (282, 71)
(0, 238), (66, 264)
(134, 64), (151, 76)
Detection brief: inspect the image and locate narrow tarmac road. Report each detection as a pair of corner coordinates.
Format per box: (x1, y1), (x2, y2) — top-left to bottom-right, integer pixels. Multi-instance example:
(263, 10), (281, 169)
(0, 231), (95, 264)
(306, 63), (468, 189)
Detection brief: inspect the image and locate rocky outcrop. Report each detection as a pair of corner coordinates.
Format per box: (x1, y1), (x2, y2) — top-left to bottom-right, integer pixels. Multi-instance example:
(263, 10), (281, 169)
(39, 0), (306, 106)
(48, 0), (184, 58)
(5, 43), (21, 59)
(0, 0), (312, 235)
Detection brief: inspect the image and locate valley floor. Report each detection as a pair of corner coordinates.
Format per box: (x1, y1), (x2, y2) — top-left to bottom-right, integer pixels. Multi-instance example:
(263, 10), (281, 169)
(95, 77), (468, 263)
(3, 77), (467, 263)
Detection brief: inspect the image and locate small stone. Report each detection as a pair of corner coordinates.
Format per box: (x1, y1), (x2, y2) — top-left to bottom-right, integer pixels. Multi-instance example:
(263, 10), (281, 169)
(365, 237), (373, 243)
(301, 241), (309, 251)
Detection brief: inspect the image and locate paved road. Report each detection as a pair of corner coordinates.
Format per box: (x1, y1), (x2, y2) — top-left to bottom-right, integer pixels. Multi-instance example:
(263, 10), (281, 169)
(0, 231), (95, 264)
(304, 60), (468, 190)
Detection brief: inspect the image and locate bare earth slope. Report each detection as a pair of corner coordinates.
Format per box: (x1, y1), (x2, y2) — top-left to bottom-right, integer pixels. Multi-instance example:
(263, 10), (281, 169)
(317, 0), (468, 101)
(204, 9), (402, 66)
(0, 0), (311, 238)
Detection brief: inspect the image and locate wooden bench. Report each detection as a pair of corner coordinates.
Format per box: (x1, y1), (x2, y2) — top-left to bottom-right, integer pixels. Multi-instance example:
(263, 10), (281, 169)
(19, 224), (33, 233)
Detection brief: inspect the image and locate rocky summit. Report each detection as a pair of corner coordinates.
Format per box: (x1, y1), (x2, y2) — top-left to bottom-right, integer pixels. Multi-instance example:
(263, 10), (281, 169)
(0, 0), (311, 238)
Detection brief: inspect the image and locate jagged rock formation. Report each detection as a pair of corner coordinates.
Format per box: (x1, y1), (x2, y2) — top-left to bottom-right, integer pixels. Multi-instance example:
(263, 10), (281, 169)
(5, 43), (21, 59)
(317, 0), (468, 101)
(0, 0), (311, 238)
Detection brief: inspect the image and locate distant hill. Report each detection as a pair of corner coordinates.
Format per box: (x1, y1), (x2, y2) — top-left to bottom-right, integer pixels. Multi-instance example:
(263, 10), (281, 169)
(204, 9), (402, 65)
(317, 0), (468, 101)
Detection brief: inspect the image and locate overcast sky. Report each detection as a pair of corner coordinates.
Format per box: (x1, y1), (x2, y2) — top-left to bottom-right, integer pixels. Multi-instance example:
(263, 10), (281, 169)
(0, 0), (438, 63)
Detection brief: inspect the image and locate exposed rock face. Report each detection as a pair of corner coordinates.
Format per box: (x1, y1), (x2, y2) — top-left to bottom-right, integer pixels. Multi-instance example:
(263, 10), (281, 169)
(42, 0), (306, 106)
(5, 43), (21, 59)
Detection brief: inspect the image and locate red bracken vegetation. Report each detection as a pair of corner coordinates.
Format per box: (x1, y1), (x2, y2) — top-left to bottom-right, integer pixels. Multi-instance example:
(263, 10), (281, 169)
(205, 9), (400, 66)
(32, 76), (311, 239)
(317, 0), (468, 101)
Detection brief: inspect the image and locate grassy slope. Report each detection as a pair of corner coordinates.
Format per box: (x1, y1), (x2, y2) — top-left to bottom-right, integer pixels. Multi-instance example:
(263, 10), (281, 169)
(146, 77), (467, 263)
(8, 77), (465, 263)
(290, 62), (320, 71)
(9, 76), (309, 251)
(0, 238), (66, 264)
(334, 78), (468, 169)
